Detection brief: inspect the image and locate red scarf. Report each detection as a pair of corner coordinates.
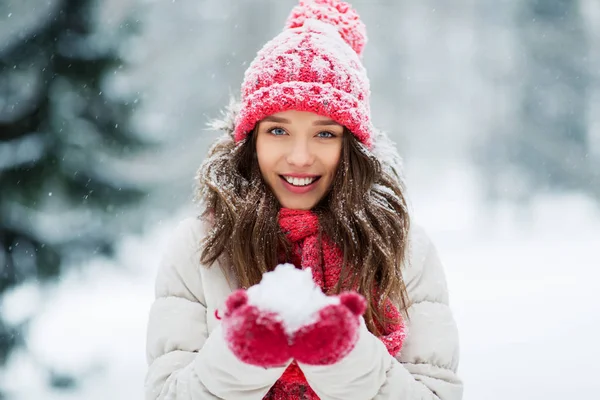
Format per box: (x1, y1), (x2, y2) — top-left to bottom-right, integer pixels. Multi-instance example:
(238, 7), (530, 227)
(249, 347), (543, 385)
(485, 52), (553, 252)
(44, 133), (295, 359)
(263, 208), (405, 400)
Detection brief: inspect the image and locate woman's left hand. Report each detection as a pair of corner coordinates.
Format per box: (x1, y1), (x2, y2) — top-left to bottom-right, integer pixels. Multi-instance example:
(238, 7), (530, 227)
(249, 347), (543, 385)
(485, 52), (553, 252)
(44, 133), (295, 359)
(290, 292), (366, 365)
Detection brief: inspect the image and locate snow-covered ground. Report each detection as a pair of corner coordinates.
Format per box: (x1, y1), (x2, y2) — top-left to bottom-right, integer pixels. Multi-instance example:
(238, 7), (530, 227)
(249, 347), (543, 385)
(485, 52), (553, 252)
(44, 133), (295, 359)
(409, 166), (600, 399)
(1, 166), (599, 399)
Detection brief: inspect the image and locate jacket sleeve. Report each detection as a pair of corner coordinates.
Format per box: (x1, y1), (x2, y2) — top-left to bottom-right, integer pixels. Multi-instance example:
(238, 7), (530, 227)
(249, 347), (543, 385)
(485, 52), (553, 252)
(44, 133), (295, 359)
(374, 225), (463, 399)
(144, 218), (289, 400)
(299, 226), (463, 400)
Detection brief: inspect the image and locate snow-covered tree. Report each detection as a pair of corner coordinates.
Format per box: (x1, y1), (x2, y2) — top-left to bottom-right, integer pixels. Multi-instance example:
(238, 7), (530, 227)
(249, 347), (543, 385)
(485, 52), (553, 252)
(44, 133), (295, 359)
(515, 0), (594, 192)
(0, 0), (152, 373)
(477, 0), (600, 202)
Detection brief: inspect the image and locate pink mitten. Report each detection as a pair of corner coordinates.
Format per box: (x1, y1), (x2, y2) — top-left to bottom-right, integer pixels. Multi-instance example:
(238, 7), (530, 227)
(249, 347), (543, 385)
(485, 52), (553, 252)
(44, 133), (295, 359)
(220, 289), (292, 368)
(290, 291), (367, 365)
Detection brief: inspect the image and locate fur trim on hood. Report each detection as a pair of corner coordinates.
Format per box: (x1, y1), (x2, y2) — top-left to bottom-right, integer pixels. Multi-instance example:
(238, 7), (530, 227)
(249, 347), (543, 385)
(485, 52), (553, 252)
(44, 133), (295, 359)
(205, 97), (406, 186)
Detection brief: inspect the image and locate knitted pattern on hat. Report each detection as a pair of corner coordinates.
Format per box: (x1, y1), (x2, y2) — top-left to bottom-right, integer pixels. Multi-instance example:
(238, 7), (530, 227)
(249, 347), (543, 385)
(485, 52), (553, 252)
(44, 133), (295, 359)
(234, 0), (374, 147)
(262, 208), (407, 400)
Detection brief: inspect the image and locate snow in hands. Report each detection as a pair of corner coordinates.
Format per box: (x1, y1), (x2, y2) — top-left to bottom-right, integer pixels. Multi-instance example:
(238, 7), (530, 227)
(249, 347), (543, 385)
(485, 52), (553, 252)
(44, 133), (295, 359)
(246, 263), (339, 335)
(220, 264), (368, 368)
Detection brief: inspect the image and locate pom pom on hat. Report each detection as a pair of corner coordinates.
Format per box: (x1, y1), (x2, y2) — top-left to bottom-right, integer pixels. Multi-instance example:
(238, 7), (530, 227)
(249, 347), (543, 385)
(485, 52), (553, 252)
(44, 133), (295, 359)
(285, 0), (367, 57)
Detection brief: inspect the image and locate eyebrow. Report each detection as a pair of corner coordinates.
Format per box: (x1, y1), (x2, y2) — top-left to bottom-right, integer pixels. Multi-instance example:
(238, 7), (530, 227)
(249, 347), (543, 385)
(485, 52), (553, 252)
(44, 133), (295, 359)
(313, 119), (341, 126)
(262, 116), (341, 126)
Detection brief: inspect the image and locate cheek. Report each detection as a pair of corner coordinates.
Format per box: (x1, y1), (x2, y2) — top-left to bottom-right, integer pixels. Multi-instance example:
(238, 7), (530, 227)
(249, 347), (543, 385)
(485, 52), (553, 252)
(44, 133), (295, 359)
(255, 139), (277, 177)
(324, 146), (342, 177)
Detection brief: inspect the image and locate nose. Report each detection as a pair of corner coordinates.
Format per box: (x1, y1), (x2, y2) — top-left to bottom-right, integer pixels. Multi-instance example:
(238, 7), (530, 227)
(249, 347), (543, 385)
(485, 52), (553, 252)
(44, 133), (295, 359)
(285, 137), (315, 167)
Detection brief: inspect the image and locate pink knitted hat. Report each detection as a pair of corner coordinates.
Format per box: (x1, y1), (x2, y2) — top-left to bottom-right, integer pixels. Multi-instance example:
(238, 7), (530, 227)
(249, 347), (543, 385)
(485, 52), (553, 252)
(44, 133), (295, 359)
(233, 0), (373, 148)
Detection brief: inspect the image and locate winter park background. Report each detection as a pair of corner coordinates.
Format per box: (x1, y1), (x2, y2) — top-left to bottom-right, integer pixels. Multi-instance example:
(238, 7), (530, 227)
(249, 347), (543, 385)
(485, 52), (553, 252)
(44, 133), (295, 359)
(1, 0), (600, 399)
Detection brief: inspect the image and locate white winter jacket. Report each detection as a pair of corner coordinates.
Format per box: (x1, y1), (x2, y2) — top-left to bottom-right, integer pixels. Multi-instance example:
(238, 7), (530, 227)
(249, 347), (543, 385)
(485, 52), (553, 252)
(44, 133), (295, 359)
(145, 217), (463, 399)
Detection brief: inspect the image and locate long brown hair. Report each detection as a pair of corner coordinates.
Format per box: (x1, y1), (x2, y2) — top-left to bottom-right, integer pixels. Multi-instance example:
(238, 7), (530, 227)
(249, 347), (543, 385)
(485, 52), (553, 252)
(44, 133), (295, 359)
(195, 115), (411, 335)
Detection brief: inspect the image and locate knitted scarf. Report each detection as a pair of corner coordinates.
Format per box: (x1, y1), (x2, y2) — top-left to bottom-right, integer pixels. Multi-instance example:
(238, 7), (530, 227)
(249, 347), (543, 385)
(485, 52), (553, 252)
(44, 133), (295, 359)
(263, 208), (405, 400)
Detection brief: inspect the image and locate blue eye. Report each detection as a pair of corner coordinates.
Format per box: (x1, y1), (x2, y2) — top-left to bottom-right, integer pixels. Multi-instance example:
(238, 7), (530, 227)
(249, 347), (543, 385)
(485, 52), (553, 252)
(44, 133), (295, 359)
(317, 131), (335, 138)
(269, 127), (286, 136)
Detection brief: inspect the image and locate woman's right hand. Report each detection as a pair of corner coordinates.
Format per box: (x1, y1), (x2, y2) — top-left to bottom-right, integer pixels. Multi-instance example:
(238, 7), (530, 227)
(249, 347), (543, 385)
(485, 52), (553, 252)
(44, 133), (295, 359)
(220, 290), (292, 368)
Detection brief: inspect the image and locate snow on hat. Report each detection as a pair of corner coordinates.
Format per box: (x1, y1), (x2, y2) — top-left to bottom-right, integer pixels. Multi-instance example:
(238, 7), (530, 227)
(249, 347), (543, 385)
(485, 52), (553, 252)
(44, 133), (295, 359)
(233, 0), (374, 148)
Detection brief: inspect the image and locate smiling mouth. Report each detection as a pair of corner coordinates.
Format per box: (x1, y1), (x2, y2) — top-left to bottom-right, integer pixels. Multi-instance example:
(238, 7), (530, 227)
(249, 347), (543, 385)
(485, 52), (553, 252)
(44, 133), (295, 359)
(279, 175), (321, 187)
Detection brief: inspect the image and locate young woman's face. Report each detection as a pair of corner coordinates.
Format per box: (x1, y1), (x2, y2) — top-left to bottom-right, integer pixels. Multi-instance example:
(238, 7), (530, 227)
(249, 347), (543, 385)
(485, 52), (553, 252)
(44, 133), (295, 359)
(255, 110), (344, 210)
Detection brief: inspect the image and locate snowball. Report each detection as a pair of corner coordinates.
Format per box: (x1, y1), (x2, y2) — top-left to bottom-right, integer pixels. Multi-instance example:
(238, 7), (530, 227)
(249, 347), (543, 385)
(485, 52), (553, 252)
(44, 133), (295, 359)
(246, 263), (339, 334)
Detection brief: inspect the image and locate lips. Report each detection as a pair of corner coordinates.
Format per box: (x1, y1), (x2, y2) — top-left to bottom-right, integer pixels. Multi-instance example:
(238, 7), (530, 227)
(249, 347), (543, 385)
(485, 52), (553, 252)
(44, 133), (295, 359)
(281, 175), (320, 186)
(279, 175), (321, 194)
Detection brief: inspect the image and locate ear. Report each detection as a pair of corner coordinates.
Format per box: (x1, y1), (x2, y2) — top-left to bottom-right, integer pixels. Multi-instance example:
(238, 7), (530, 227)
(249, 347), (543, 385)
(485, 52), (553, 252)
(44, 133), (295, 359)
(224, 290), (249, 317)
(339, 292), (367, 316)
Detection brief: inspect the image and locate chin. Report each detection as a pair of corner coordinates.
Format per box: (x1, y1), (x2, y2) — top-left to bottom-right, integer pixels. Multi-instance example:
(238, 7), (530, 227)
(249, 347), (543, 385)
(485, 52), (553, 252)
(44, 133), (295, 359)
(276, 194), (320, 210)
(280, 200), (316, 210)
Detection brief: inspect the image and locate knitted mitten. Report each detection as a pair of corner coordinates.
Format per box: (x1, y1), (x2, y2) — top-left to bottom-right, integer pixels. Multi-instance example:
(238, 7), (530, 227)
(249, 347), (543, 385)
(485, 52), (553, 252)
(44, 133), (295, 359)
(290, 292), (367, 365)
(220, 289), (292, 368)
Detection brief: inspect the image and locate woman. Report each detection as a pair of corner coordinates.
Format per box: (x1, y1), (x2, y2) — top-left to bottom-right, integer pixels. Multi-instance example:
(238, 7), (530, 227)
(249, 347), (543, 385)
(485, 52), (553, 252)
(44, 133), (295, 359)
(145, 0), (462, 399)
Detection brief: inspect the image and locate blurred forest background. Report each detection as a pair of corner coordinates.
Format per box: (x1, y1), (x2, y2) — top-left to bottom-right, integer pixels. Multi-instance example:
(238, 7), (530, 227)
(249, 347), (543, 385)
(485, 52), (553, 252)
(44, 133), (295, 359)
(1, 0), (599, 399)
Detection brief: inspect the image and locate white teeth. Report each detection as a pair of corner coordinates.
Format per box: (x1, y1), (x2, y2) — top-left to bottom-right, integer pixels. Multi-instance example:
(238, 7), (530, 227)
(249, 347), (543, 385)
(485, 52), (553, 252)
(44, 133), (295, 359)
(284, 176), (316, 186)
